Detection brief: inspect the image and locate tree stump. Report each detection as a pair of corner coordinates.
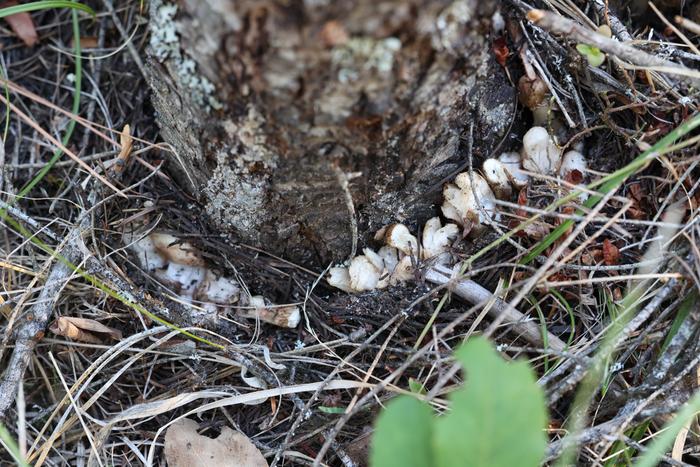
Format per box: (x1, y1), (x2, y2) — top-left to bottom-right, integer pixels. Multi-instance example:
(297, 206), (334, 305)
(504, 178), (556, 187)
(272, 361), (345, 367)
(146, 0), (515, 266)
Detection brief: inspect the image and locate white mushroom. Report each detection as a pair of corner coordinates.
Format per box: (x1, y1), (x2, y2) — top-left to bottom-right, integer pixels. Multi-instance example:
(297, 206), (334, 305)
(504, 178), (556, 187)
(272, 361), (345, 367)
(195, 270), (240, 304)
(421, 217), (459, 263)
(240, 295), (301, 328)
(390, 255), (414, 284)
(442, 172), (498, 228)
(150, 233), (206, 267)
(385, 224), (419, 256)
(327, 266), (353, 293)
(128, 234), (167, 271)
(498, 152), (529, 188)
(558, 150), (589, 202)
(363, 247), (385, 271)
(348, 255), (381, 292)
(521, 126), (561, 175)
(378, 246), (399, 273)
(558, 150), (587, 179)
(155, 263), (207, 297)
(482, 158), (512, 199)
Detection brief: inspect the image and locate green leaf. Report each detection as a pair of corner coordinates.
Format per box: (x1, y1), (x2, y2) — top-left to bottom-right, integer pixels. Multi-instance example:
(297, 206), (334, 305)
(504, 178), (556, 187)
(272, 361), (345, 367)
(0, 423), (30, 467)
(0, 1), (95, 19)
(576, 43), (605, 67)
(634, 389), (700, 467)
(576, 43), (594, 55)
(408, 378), (426, 395)
(318, 406), (346, 414)
(370, 396), (434, 467)
(433, 337), (547, 467)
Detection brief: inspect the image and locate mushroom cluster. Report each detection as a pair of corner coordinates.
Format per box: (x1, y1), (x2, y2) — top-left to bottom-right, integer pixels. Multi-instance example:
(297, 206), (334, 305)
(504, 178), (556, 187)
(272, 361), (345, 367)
(328, 125), (589, 293)
(327, 218), (459, 293)
(126, 232), (300, 328)
(442, 125), (588, 231)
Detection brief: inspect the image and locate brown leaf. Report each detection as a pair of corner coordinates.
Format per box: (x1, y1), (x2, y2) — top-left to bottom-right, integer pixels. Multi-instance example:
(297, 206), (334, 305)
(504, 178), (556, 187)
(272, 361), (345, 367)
(71, 36), (98, 49)
(492, 36), (509, 67)
(1, 1), (37, 47)
(603, 239), (620, 266)
(564, 169), (583, 185)
(112, 124), (132, 175)
(150, 233), (205, 267)
(49, 317), (122, 344)
(319, 20), (348, 48)
(165, 418), (268, 467)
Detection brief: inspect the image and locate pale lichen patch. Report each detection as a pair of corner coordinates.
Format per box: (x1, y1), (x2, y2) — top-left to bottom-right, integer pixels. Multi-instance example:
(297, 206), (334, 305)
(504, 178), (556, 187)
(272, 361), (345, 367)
(148, 0), (221, 111)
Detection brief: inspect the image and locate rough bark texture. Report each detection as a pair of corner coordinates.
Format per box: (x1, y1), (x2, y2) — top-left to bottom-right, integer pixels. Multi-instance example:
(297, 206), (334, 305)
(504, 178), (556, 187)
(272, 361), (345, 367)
(146, 0), (515, 266)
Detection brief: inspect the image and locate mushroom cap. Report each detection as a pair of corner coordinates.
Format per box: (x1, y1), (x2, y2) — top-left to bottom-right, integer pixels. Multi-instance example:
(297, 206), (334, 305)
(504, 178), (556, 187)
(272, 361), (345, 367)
(196, 271), (240, 304)
(385, 224), (419, 255)
(498, 152), (529, 188)
(390, 255), (414, 284)
(422, 217), (459, 261)
(559, 150), (587, 178)
(378, 246), (399, 273)
(442, 172), (498, 227)
(327, 266), (353, 292)
(348, 256), (381, 291)
(482, 158), (512, 199)
(522, 126), (561, 175)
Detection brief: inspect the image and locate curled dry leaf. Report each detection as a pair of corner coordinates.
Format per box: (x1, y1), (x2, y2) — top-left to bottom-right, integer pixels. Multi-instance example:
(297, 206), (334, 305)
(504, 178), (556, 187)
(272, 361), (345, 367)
(150, 233), (206, 267)
(319, 20), (349, 47)
(603, 239), (620, 266)
(518, 75), (547, 110)
(164, 418), (268, 467)
(492, 36), (509, 67)
(238, 296), (301, 328)
(112, 124), (133, 175)
(49, 317), (122, 344)
(1, 1), (37, 47)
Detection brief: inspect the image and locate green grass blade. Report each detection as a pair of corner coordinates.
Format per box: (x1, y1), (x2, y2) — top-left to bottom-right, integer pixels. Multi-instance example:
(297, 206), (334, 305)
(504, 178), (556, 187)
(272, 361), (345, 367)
(523, 113), (700, 264)
(634, 391), (700, 467)
(0, 1), (94, 19)
(660, 291), (695, 353)
(16, 3), (82, 199)
(0, 209), (225, 350)
(0, 423), (30, 467)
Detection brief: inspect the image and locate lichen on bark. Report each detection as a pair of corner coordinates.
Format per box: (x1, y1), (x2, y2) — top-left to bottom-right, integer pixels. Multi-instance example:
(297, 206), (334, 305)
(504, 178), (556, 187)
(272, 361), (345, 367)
(146, 0), (515, 266)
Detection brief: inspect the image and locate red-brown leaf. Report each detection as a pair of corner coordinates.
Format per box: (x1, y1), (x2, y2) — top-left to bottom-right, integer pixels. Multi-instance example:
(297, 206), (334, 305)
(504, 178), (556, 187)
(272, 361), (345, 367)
(603, 239), (620, 266)
(1, 1), (37, 47)
(493, 36), (509, 67)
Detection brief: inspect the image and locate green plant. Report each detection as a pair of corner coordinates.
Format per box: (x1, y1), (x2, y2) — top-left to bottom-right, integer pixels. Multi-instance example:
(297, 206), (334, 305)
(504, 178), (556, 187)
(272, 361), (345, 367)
(576, 43), (605, 67)
(0, 423), (29, 467)
(370, 337), (547, 467)
(0, 1), (93, 19)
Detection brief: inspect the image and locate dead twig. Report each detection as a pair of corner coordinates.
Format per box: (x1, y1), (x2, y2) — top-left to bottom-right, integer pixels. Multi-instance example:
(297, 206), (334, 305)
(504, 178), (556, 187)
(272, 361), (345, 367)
(0, 229), (83, 419)
(527, 9), (700, 88)
(424, 265), (567, 352)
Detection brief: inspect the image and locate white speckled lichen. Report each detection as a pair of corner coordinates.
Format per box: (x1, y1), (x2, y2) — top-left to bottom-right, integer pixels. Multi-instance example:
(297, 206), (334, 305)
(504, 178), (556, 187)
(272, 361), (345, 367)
(331, 37), (402, 83)
(149, 0), (222, 110)
(203, 111), (276, 235)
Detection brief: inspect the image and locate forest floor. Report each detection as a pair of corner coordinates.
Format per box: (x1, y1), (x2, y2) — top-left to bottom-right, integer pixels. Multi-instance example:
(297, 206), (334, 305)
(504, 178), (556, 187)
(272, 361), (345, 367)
(3, 0), (700, 466)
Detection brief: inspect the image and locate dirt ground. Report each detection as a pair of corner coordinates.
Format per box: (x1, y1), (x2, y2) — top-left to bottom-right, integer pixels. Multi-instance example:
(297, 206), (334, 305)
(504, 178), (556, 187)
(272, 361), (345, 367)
(2, 0), (700, 466)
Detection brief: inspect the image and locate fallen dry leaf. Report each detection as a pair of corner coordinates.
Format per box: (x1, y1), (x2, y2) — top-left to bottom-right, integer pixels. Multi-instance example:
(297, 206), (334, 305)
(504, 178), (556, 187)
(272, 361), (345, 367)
(164, 418), (268, 467)
(150, 232), (206, 267)
(493, 36), (510, 68)
(1, 1), (37, 47)
(319, 20), (348, 48)
(71, 36), (98, 48)
(112, 124), (133, 175)
(49, 316), (122, 344)
(603, 239), (620, 266)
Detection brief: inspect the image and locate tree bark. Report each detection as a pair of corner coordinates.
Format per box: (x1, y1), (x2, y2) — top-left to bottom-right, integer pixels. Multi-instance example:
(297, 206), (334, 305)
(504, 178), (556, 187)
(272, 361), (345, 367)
(146, 0), (515, 266)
